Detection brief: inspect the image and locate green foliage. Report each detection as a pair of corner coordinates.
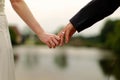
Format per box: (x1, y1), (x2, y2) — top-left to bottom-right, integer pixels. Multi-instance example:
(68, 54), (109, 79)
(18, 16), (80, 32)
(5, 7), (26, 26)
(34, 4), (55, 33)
(100, 20), (115, 43)
(81, 19), (120, 53)
(9, 27), (17, 45)
(110, 21), (120, 52)
(100, 19), (120, 53)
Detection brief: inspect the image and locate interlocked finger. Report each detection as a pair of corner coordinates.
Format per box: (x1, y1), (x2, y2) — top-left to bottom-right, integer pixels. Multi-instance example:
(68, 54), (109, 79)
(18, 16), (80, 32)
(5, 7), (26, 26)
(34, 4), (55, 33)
(49, 40), (56, 48)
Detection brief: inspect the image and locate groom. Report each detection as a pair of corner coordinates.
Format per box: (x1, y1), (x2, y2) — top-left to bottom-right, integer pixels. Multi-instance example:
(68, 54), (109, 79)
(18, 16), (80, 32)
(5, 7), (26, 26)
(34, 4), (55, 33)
(58, 0), (120, 46)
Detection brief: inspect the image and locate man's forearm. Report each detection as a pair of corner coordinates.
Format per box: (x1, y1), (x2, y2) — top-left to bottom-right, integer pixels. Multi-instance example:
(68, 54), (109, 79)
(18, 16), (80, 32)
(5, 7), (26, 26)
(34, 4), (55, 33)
(70, 0), (120, 32)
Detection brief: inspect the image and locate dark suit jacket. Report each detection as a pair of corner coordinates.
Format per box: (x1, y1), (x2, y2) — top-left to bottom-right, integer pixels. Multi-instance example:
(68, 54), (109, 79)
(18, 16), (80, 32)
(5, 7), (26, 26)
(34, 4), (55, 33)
(70, 0), (120, 32)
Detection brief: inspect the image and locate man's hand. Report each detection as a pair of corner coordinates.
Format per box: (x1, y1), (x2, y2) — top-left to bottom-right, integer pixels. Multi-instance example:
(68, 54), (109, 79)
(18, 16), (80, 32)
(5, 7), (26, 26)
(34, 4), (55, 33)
(58, 23), (76, 46)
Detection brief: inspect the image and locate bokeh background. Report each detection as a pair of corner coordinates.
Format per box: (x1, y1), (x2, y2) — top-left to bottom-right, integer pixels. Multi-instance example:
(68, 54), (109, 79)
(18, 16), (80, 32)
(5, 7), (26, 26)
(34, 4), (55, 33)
(5, 0), (120, 80)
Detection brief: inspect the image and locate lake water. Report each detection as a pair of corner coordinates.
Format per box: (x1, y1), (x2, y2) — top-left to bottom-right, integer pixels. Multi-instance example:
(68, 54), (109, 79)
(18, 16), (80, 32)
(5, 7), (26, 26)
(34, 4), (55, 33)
(13, 46), (118, 80)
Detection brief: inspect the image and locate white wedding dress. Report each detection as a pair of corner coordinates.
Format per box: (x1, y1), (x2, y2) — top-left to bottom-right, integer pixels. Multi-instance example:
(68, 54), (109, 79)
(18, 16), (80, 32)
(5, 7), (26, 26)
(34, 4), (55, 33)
(0, 0), (15, 80)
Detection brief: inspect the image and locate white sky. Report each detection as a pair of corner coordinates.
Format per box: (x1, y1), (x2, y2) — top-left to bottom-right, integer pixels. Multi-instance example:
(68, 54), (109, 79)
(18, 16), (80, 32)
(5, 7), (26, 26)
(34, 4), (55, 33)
(5, 0), (120, 36)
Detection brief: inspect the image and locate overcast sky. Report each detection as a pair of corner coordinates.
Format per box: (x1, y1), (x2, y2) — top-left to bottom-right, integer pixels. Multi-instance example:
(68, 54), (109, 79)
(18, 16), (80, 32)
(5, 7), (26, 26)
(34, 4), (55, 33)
(5, 0), (120, 36)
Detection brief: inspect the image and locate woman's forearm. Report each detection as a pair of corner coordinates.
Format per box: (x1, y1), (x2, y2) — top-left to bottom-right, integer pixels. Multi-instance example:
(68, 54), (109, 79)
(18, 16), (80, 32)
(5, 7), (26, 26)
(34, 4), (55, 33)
(10, 0), (44, 35)
(10, 0), (60, 48)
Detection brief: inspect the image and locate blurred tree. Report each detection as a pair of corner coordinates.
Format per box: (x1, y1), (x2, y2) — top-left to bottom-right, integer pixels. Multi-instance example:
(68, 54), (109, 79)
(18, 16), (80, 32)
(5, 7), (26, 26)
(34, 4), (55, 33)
(110, 21), (120, 53)
(100, 19), (120, 53)
(9, 27), (17, 45)
(100, 20), (114, 43)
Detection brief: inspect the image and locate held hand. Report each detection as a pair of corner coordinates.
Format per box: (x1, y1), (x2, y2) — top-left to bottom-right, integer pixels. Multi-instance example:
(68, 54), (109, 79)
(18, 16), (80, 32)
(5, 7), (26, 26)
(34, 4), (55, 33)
(38, 32), (60, 48)
(58, 23), (76, 46)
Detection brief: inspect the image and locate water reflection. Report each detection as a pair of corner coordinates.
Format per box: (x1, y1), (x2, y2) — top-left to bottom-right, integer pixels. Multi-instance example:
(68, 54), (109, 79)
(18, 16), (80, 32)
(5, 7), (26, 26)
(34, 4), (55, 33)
(24, 53), (39, 68)
(54, 51), (67, 69)
(13, 46), (120, 80)
(99, 55), (120, 80)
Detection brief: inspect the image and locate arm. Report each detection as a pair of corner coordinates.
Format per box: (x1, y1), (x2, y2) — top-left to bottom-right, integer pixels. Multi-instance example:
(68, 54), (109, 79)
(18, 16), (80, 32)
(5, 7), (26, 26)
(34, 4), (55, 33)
(10, 0), (60, 48)
(58, 0), (120, 46)
(70, 0), (120, 32)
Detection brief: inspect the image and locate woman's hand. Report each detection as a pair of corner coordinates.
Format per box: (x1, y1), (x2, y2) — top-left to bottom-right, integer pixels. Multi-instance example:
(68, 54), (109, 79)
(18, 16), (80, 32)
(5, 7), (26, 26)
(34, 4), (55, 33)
(38, 32), (60, 48)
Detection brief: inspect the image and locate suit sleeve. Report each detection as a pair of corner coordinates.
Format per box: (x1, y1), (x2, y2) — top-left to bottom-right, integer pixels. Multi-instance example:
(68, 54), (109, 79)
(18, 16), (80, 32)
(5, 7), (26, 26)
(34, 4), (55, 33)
(70, 0), (120, 32)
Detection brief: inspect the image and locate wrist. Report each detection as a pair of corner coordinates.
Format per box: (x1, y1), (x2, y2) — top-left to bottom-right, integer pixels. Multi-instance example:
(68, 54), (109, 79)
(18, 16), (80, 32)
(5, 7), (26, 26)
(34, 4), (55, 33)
(36, 29), (45, 38)
(69, 23), (76, 31)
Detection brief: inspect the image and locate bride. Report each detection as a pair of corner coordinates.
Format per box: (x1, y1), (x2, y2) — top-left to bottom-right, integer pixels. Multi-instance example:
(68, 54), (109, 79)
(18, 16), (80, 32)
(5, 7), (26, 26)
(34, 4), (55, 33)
(0, 0), (60, 80)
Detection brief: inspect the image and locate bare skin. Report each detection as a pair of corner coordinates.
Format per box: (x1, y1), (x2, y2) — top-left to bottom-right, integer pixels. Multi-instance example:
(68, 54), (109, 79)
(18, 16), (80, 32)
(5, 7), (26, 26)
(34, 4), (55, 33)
(10, 0), (60, 48)
(58, 23), (76, 46)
